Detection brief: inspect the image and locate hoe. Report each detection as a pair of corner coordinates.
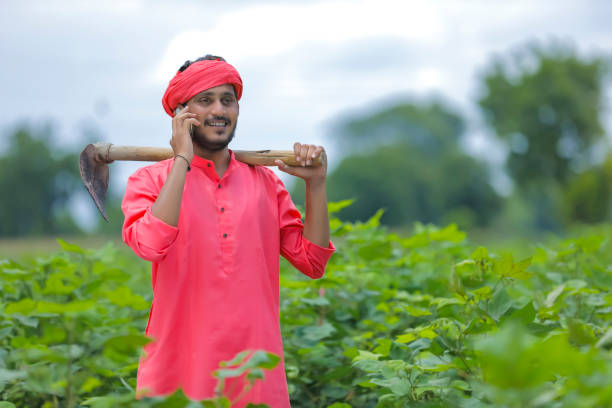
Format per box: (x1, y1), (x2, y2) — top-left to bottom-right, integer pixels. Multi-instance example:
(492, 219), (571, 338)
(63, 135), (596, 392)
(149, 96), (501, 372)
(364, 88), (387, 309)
(79, 143), (324, 221)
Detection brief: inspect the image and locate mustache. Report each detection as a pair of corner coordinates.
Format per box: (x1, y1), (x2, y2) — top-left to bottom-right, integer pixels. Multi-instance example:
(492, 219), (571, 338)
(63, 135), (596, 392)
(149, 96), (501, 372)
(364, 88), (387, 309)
(204, 116), (231, 126)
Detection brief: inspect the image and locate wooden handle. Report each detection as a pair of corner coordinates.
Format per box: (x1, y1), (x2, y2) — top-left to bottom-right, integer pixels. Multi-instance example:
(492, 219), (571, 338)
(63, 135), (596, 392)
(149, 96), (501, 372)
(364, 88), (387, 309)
(234, 150), (324, 167)
(107, 145), (173, 162)
(95, 143), (324, 167)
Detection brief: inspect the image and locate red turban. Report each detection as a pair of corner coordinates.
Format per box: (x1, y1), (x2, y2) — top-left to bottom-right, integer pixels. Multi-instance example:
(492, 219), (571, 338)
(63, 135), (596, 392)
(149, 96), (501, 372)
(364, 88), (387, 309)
(162, 59), (243, 117)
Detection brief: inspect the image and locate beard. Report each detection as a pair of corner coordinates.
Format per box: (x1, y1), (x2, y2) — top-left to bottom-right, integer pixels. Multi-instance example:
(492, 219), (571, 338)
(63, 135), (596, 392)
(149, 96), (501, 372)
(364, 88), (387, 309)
(192, 117), (238, 152)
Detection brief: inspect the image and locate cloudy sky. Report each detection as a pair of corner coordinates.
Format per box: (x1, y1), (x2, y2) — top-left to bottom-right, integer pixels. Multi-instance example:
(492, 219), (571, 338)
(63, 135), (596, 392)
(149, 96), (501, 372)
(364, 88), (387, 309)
(2, 0), (611, 226)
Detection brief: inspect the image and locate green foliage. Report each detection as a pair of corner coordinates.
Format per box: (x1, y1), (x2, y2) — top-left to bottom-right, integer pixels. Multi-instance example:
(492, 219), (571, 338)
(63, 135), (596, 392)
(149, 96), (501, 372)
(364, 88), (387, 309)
(479, 41), (609, 187)
(279, 206), (612, 407)
(0, 242), (277, 407)
(333, 100), (464, 154)
(562, 154), (612, 224)
(294, 101), (500, 228)
(1, 205), (612, 407)
(0, 124), (82, 236)
(478, 40), (612, 229)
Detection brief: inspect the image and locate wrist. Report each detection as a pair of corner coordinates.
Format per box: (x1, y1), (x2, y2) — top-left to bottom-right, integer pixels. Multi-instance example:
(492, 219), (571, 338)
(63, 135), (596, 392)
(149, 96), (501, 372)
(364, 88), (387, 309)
(175, 150), (193, 161)
(174, 154), (191, 171)
(305, 178), (326, 191)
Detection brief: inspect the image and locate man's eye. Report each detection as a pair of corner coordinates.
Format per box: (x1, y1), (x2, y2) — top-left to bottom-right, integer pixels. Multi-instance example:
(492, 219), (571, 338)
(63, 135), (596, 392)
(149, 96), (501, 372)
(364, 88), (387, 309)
(222, 98), (234, 104)
(200, 98), (211, 103)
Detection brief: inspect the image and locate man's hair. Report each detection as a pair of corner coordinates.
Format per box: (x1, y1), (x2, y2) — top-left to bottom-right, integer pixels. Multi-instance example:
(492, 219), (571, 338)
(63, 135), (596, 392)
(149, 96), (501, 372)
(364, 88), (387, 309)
(178, 55), (227, 73)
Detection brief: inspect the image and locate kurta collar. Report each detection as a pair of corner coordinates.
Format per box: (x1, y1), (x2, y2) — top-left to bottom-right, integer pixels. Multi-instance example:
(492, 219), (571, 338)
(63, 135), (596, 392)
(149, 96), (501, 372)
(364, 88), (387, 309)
(191, 149), (240, 180)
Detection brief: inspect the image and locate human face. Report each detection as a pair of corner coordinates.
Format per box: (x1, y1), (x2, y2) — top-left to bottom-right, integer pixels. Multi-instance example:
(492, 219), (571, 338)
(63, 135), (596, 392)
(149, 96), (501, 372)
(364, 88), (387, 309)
(186, 84), (239, 152)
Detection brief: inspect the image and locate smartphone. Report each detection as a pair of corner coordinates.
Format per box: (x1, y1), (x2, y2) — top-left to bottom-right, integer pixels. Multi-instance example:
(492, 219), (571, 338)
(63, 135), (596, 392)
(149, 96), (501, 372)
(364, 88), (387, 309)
(174, 105), (194, 137)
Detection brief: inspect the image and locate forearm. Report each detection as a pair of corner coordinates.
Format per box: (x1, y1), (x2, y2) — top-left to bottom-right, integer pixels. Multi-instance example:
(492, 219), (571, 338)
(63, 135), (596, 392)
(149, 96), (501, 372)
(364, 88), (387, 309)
(303, 180), (331, 248)
(151, 157), (189, 226)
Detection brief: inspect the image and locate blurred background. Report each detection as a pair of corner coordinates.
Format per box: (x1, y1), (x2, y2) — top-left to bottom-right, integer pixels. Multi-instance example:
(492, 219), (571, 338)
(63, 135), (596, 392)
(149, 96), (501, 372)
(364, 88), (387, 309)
(1, 0), (611, 251)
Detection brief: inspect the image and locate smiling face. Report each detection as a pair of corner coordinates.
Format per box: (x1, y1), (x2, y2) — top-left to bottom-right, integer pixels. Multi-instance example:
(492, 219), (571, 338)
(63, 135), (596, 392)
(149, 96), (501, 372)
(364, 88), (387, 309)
(185, 84), (239, 152)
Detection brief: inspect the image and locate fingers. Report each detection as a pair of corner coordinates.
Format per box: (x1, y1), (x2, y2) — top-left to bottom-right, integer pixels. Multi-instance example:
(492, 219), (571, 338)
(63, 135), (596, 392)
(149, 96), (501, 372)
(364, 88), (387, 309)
(293, 143), (324, 167)
(275, 159), (291, 173)
(173, 106), (199, 135)
(170, 104), (197, 158)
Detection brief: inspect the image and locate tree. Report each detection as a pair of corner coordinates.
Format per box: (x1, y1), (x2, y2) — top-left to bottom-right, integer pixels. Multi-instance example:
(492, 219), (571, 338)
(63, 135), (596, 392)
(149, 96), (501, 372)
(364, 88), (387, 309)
(562, 155), (612, 224)
(0, 123), (82, 236)
(478, 41), (610, 228)
(479, 41), (609, 188)
(293, 100), (500, 228)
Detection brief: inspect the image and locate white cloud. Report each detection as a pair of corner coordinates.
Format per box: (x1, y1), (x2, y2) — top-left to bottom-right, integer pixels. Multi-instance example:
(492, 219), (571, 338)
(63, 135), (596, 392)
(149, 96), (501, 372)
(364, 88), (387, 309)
(152, 0), (444, 82)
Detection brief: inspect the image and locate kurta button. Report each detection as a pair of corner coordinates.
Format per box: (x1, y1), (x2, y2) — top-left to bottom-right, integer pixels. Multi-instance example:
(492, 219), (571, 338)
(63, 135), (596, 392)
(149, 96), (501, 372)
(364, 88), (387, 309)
(218, 184), (221, 189)
(207, 163), (211, 167)
(223, 233), (228, 238)
(221, 207), (225, 212)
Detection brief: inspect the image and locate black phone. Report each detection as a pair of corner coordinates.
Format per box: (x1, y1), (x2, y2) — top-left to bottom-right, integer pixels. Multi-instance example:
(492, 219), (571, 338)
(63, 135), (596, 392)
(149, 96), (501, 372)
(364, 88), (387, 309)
(174, 105), (194, 137)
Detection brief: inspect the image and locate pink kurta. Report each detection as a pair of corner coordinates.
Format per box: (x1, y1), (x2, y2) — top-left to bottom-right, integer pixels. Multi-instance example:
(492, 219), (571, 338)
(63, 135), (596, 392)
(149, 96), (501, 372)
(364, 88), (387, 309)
(121, 151), (335, 407)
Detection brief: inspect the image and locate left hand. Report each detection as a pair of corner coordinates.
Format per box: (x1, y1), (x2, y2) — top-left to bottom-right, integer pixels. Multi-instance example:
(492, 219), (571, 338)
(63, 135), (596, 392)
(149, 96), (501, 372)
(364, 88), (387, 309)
(275, 143), (327, 185)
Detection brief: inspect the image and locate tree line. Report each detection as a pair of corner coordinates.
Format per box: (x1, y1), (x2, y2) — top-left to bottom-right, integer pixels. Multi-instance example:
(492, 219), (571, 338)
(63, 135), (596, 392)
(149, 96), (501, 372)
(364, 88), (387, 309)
(293, 41), (611, 232)
(0, 40), (610, 237)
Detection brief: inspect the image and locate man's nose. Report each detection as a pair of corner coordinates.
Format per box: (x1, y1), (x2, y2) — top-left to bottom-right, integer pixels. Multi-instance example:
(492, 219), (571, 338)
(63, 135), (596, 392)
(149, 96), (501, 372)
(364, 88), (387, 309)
(210, 100), (225, 116)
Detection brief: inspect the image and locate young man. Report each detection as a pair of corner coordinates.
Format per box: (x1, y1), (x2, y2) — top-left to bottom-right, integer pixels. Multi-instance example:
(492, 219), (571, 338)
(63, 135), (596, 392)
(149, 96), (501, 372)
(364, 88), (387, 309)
(121, 55), (335, 407)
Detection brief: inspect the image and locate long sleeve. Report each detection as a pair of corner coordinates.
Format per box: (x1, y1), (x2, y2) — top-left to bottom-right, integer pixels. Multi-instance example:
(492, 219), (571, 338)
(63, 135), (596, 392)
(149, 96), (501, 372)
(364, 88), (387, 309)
(122, 166), (179, 262)
(275, 176), (335, 279)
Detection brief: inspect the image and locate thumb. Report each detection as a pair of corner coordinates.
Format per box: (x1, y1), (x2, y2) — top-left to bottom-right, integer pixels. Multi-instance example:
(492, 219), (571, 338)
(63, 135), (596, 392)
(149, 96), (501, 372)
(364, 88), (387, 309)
(275, 160), (301, 176)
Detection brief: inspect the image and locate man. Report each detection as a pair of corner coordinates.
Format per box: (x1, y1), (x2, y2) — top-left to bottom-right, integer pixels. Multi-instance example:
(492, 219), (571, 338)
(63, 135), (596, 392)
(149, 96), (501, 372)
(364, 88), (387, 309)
(121, 54), (335, 407)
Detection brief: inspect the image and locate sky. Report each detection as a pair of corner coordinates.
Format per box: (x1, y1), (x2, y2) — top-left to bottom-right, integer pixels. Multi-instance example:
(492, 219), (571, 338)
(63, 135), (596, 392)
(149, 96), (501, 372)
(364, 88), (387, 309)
(1, 0), (611, 228)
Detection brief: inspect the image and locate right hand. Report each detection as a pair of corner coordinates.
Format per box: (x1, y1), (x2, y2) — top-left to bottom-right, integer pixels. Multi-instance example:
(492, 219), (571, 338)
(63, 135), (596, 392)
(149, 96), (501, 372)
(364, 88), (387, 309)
(171, 105), (200, 162)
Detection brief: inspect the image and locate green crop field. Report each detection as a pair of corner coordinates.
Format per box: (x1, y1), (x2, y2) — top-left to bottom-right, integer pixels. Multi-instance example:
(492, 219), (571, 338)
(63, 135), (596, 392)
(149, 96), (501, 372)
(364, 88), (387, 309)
(1, 202), (611, 407)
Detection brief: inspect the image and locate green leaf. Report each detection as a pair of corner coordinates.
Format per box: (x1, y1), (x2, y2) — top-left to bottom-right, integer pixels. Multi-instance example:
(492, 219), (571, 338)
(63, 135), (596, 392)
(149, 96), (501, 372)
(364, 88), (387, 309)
(216, 350), (281, 381)
(220, 350), (251, 367)
(566, 318), (596, 346)
(489, 288), (514, 321)
(80, 377), (103, 393)
(430, 223), (465, 243)
(299, 322), (336, 343)
(373, 338), (392, 357)
(0, 368), (27, 382)
(404, 305), (431, 317)
(321, 365), (353, 382)
(36, 300), (96, 314)
(417, 328), (438, 340)
(472, 285), (492, 299)
(352, 350), (382, 362)
(471, 246), (489, 262)
(104, 334), (151, 362)
(545, 284), (566, 307)
(575, 235), (604, 253)
(396, 333), (416, 344)
(596, 328), (612, 349)
(366, 209), (385, 227)
(300, 296), (330, 306)
(105, 286), (150, 310)
(509, 301), (536, 325)
(328, 199), (354, 214)
(343, 347), (358, 359)
(56, 238), (85, 253)
(493, 254), (532, 280)
(246, 368), (265, 382)
(326, 403), (352, 408)
(242, 351), (281, 370)
(434, 297), (466, 310)
(5, 298), (37, 315)
(370, 377), (412, 396)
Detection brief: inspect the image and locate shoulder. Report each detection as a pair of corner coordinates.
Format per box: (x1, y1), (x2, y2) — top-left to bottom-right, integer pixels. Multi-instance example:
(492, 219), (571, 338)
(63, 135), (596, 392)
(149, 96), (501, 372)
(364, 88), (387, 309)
(127, 159), (173, 185)
(252, 165), (287, 188)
